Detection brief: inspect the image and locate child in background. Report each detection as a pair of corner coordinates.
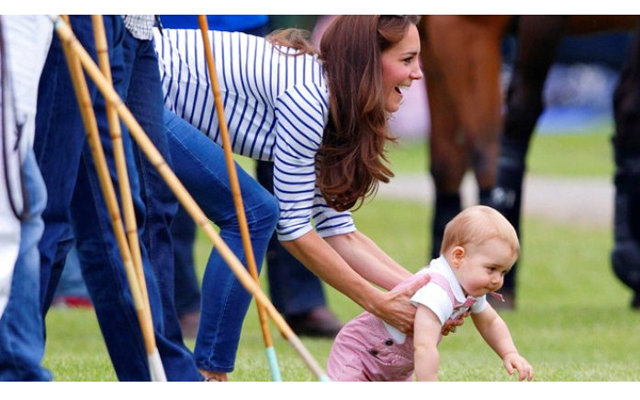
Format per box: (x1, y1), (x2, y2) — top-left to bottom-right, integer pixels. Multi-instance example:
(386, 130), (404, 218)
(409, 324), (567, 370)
(327, 205), (533, 381)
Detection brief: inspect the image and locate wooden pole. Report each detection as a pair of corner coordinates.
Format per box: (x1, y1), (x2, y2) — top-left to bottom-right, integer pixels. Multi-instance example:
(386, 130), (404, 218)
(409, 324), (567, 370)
(57, 15), (166, 381)
(90, 14), (152, 331)
(196, 15), (281, 382)
(51, 15), (328, 381)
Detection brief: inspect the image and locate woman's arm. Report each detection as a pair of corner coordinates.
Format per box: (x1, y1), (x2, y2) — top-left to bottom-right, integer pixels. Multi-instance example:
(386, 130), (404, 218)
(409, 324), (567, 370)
(471, 306), (533, 381)
(281, 230), (429, 334)
(323, 230), (412, 290)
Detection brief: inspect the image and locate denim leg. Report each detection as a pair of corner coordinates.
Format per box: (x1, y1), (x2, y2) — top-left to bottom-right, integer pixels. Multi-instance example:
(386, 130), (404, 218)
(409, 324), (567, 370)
(71, 140), (156, 380)
(121, 32), (201, 380)
(171, 206), (201, 317)
(33, 16), (94, 313)
(256, 160), (327, 316)
(164, 109), (278, 372)
(0, 150), (52, 381)
(33, 15), (197, 381)
(57, 16), (151, 381)
(67, 19), (200, 381)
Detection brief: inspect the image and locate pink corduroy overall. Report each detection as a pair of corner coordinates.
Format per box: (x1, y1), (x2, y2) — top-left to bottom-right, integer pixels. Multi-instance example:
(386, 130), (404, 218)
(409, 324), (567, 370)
(326, 272), (486, 381)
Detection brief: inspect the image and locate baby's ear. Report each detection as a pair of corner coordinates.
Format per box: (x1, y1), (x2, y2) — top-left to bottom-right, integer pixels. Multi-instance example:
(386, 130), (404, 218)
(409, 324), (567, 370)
(450, 246), (465, 266)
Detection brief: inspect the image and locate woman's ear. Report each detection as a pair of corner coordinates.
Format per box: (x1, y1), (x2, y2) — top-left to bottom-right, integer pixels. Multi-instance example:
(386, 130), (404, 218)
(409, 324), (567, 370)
(450, 246), (465, 268)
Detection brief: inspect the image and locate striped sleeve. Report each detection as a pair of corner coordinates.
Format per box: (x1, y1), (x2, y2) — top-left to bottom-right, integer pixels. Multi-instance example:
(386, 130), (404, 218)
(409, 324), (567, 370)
(273, 83), (347, 241)
(312, 191), (355, 238)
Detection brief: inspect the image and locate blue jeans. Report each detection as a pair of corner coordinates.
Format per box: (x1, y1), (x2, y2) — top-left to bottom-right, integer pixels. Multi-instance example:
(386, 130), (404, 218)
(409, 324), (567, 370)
(34, 16), (199, 381)
(171, 206), (201, 317)
(167, 19), (322, 320)
(0, 150), (52, 381)
(171, 161), (328, 319)
(122, 30), (198, 372)
(164, 108), (279, 372)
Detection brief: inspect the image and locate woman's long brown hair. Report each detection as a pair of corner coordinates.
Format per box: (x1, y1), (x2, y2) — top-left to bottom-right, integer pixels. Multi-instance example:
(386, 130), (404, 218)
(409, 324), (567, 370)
(268, 15), (421, 212)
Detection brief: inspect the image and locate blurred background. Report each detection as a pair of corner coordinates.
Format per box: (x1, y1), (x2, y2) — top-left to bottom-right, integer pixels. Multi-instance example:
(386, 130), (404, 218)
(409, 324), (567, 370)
(392, 28), (633, 139)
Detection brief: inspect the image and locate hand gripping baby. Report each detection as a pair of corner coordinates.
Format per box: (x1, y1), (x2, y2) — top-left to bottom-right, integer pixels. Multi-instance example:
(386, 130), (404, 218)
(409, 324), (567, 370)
(327, 205), (534, 381)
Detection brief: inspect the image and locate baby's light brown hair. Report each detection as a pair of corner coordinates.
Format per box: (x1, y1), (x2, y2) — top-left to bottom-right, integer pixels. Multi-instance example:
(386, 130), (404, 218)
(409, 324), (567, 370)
(440, 205), (520, 257)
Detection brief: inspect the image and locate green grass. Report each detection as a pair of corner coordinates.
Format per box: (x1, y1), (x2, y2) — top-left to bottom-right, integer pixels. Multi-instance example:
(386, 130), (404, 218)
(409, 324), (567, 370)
(525, 131), (614, 177)
(39, 127), (629, 381)
(42, 197), (640, 381)
(387, 129), (614, 177)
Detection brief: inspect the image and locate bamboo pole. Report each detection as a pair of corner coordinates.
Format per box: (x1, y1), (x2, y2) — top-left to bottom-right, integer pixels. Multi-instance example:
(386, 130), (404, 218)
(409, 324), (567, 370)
(90, 14), (152, 330)
(57, 15), (166, 381)
(197, 15), (282, 382)
(51, 15), (329, 381)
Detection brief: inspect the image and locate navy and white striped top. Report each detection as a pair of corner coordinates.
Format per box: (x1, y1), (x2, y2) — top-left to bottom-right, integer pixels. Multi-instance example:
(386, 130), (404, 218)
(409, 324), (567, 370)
(153, 28), (356, 241)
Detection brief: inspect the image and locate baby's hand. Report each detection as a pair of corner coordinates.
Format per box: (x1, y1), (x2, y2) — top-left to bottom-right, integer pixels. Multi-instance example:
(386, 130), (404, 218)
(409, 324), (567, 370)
(440, 312), (469, 336)
(503, 352), (533, 381)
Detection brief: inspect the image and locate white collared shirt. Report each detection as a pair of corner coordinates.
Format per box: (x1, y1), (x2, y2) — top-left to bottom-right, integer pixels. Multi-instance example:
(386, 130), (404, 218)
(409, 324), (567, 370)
(411, 256), (488, 325)
(382, 257), (489, 344)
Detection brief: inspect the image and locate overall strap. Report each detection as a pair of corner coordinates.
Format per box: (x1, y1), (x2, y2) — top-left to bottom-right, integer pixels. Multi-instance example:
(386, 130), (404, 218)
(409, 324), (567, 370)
(426, 272), (458, 307)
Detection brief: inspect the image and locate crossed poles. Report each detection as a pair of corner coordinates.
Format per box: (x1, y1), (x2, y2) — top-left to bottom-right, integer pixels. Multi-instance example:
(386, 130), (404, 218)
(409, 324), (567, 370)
(51, 15), (329, 381)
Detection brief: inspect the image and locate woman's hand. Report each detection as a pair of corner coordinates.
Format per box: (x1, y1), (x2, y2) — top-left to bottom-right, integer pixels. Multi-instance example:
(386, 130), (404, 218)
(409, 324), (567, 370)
(371, 273), (431, 334)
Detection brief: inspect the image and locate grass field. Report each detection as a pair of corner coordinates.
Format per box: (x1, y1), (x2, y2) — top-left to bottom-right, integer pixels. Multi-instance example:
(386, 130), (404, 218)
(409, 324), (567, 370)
(41, 130), (640, 381)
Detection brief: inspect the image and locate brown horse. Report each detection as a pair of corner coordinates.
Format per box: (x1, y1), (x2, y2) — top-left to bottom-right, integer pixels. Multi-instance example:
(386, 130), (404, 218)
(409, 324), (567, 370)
(419, 15), (639, 308)
(419, 15), (512, 261)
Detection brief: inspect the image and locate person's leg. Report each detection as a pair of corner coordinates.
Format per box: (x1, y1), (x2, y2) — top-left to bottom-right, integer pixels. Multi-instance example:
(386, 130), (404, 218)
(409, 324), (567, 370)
(164, 109), (279, 375)
(69, 19), (201, 381)
(121, 31), (202, 377)
(32, 15), (166, 380)
(33, 15), (91, 314)
(168, 19), (272, 341)
(64, 15), (156, 381)
(72, 141), (164, 381)
(171, 205), (201, 338)
(256, 160), (342, 336)
(0, 150), (52, 381)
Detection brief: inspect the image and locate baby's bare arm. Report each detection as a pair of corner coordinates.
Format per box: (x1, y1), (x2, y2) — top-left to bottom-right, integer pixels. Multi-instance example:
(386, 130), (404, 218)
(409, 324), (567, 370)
(413, 305), (443, 381)
(471, 305), (533, 381)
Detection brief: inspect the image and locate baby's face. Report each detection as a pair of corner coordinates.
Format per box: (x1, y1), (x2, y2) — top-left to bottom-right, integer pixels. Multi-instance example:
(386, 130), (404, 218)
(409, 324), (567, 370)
(452, 238), (517, 297)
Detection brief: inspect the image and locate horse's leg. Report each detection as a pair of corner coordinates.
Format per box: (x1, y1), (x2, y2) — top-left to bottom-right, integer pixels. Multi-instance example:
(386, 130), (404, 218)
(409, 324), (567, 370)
(611, 23), (640, 309)
(426, 82), (468, 259)
(491, 16), (567, 305)
(420, 17), (469, 258)
(427, 16), (511, 207)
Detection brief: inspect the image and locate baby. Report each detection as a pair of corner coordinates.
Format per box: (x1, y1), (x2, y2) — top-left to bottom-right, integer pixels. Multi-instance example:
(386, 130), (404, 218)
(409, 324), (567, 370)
(327, 205), (533, 381)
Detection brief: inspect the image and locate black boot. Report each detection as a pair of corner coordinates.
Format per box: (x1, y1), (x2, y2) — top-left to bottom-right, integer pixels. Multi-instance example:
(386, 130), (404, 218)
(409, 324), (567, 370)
(611, 147), (640, 310)
(430, 193), (461, 259)
(488, 136), (530, 309)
